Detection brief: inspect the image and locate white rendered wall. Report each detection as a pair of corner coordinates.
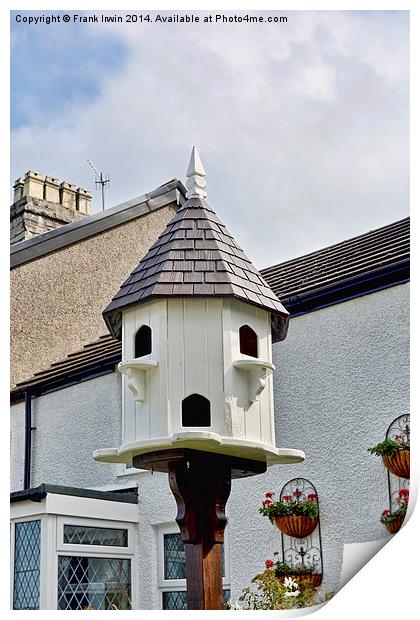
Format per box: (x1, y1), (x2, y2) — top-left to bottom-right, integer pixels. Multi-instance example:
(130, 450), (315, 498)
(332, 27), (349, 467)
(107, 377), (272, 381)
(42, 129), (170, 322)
(10, 283), (409, 607)
(10, 373), (122, 492)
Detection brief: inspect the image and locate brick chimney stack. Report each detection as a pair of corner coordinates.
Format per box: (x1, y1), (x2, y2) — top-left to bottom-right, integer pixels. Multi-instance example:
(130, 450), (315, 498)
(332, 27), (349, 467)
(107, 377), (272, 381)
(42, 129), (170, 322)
(10, 171), (92, 245)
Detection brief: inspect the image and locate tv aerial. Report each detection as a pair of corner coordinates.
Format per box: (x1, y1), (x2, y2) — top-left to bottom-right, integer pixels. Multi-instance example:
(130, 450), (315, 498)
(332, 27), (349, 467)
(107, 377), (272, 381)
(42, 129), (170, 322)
(87, 159), (110, 211)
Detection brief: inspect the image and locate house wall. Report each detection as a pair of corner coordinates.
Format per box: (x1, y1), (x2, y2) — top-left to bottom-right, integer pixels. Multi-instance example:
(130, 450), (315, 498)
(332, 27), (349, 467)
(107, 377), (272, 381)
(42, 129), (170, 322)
(10, 204), (177, 388)
(10, 282), (409, 607)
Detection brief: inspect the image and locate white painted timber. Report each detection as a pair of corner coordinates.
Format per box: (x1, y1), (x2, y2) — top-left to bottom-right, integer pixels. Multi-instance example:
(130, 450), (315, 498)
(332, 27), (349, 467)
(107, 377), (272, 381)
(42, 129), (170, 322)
(94, 296), (304, 466)
(118, 360), (158, 402)
(186, 146), (207, 199)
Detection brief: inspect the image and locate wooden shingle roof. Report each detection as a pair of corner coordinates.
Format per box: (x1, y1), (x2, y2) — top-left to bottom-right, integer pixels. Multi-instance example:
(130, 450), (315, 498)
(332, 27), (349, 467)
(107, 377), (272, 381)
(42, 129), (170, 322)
(103, 197), (289, 340)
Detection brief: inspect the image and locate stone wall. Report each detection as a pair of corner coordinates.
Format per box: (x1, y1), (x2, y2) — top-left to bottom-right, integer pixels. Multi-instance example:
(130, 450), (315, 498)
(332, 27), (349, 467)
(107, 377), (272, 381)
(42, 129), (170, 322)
(10, 171), (92, 244)
(10, 204), (178, 387)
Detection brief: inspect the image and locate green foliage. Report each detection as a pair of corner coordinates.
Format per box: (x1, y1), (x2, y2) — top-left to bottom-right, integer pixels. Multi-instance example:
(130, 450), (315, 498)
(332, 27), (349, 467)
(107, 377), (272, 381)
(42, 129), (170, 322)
(368, 438), (409, 457)
(380, 489), (409, 523)
(274, 562), (317, 577)
(235, 569), (334, 610)
(260, 498), (318, 523)
(238, 570), (286, 610)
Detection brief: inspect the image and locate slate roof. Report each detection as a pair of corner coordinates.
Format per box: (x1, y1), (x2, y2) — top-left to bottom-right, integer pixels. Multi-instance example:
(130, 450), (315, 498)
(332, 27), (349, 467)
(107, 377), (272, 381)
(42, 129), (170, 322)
(261, 216), (409, 305)
(11, 334), (121, 400)
(103, 197), (289, 340)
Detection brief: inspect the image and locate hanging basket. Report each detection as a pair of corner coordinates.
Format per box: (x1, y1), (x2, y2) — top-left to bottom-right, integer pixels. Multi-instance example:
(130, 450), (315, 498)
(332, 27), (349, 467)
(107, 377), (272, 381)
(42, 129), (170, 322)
(274, 514), (318, 538)
(293, 573), (323, 590)
(276, 573), (322, 590)
(382, 450), (410, 479)
(384, 515), (404, 535)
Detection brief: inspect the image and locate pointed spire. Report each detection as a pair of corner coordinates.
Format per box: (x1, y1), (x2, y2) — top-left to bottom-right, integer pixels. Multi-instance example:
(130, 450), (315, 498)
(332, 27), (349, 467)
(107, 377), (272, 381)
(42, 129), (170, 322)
(186, 146), (207, 199)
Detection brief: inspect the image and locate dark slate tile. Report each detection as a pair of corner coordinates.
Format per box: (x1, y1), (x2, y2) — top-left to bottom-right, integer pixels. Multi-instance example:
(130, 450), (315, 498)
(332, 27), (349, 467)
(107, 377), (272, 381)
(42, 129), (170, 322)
(205, 229), (221, 241)
(186, 229), (205, 239)
(214, 283), (235, 295)
(178, 219), (195, 229)
(184, 272), (204, 283)
(205, 272), (231, 283)
(185, 250), (221, 260)
(230, 265), (247, 278)
(195, 261), (215, 271)
(170, 240), (196, 250)
(172, 260), (194, 271)
(156, 271), (184, 283)
(151, 283), (174, 295)
(160, 260), (174, 271)
(193, 283), (215, 294)
(195, 240), (221, 250)
(243, 289), (262, 305)
(167, 250), (185, 260)
(170, 230), (188, 240)
(172, 283), (194, 295)
(216, 261), (233, 272)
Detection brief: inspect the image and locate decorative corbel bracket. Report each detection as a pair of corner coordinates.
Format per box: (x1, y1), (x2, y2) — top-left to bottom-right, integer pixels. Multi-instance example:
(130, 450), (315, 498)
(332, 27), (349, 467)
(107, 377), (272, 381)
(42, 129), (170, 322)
(118, 359), (158, 402)
(233, 359), (275, 403)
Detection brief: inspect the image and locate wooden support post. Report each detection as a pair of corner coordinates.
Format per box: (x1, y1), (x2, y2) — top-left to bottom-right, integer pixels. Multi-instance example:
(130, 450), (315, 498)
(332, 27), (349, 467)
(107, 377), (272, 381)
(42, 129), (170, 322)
(168, 455), (231, 610)
(133, 449), (266, 610)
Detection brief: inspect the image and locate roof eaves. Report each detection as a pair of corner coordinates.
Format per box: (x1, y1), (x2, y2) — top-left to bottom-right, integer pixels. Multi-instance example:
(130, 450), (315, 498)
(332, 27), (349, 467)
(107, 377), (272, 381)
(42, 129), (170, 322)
(10, 483), (138, 504)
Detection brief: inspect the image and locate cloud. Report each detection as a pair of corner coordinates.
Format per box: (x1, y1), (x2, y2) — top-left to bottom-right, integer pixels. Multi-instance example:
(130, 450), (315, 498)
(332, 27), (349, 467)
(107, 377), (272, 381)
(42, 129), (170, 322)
(10, 10), (409, 267)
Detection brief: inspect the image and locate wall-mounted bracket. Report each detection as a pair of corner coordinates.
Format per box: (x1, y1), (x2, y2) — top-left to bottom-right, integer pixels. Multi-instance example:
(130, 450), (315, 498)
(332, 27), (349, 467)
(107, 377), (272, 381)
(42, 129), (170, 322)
(118, 359), (158, 402)
(233, 359), (275, 403)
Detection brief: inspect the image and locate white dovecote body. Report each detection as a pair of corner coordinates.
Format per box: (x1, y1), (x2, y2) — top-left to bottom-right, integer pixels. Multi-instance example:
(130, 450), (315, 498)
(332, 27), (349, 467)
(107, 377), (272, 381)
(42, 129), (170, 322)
(94, 148), (304, 467)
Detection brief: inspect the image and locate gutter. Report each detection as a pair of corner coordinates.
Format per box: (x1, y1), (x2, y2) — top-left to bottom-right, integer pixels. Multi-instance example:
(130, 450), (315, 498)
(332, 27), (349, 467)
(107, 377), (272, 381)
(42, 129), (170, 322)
(281, 259), (409, 317)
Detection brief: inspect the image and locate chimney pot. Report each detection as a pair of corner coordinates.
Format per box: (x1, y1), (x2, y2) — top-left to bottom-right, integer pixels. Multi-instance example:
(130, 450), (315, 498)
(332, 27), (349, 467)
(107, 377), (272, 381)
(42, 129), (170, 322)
(76, 188), (92, 214)
(23, 171), (45, 199)
(13, 177), (24, 202)
(60, 181), (77, 209)
(44, 176), (60, 203)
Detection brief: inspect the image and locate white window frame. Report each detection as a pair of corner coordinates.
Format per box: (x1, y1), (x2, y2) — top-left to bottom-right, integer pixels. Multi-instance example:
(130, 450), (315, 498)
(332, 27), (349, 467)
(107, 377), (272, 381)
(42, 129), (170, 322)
(157, 523), (230, 610)
(10, 515), (44, 611)
(56, 516), (135, 611)
(10, 493), (138, 610)
(57, 515), (134, 556)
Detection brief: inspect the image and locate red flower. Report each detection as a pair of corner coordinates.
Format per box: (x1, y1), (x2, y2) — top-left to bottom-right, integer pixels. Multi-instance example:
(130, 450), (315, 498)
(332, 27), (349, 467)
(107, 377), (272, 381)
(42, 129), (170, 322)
(293, 489), (302, 498)
(382, 509), (390, 516)
(262, 499), (272, 506)
(283, 495), (292, 502)
(394, 434), (401, 441)
(398, 489), (409, 498)
(265, 560), (274, 569)
(265, 492), (275, 499)
(307, 494), (317, 501)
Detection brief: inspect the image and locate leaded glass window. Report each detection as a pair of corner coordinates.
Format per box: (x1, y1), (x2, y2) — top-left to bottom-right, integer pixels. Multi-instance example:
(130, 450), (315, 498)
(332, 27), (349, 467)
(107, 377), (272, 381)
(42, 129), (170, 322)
(163, 533), (225, 580)
(63, 524), (128, 547)
(13, 520), (41, 610)
(162, 589), (231, 610)
(162, 590), (187, 610)
(164, 533), (186, 579)
(57, 556), (131, 610)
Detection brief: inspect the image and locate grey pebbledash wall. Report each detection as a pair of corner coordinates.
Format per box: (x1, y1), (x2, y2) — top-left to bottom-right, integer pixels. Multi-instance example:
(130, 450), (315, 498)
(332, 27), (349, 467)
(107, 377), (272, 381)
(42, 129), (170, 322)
(10, 282), (409, 607)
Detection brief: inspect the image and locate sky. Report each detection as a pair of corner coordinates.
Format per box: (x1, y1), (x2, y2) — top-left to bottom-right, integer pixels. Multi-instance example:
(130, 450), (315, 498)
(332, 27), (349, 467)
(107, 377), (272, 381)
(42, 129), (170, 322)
(10, 10), (409, 268)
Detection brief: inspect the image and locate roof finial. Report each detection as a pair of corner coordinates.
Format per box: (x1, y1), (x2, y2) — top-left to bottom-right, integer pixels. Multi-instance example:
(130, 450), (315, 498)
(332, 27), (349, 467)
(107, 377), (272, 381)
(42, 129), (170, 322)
(186, 146), (207, 199)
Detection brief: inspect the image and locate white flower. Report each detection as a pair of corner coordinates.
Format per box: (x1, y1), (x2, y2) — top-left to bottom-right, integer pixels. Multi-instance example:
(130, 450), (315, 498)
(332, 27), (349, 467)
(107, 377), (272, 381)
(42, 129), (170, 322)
(284, 590), (300, 598)
(227, 600), (244, 610)
(283, 577), (299, 590)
